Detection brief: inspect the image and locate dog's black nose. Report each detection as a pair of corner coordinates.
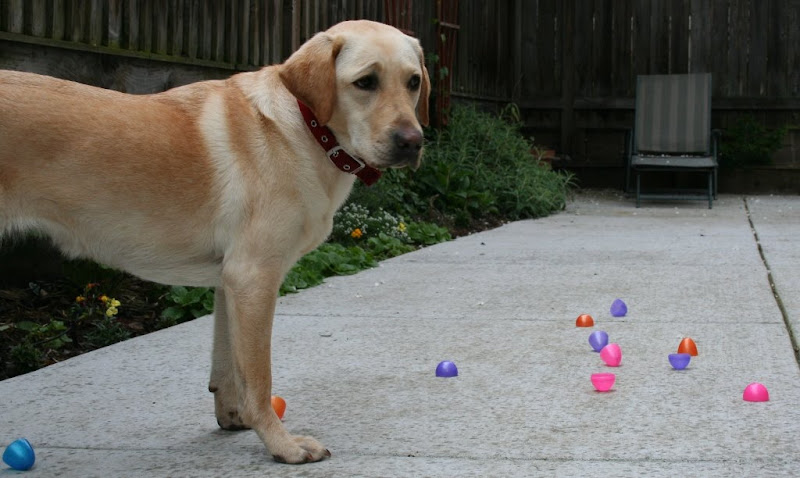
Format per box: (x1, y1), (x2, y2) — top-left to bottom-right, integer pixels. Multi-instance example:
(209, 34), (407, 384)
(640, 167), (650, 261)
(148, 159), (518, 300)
(393, 128), (423, 154)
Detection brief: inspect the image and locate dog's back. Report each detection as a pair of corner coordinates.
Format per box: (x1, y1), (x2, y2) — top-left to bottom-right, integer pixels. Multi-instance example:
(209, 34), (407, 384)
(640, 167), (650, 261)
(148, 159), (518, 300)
(0, 70), (226, 285)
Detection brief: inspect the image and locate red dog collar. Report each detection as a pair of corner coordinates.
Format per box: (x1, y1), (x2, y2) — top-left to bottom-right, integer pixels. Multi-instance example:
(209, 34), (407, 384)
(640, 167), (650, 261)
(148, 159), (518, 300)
(297, 100), (382, 186)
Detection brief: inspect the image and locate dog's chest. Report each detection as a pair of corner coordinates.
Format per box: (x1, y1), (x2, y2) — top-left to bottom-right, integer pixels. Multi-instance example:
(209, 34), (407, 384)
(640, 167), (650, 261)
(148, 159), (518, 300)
(299, 177), (354, 255)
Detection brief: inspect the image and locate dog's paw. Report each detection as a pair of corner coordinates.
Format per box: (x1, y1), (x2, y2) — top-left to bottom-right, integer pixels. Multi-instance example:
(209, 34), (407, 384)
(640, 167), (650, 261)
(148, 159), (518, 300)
(271, 435), (331, 464)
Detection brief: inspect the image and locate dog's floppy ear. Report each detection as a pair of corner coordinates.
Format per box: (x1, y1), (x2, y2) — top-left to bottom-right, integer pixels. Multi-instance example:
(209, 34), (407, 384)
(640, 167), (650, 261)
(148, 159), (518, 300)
(279, 32), (343, 125)
(415, 42), (431, 127)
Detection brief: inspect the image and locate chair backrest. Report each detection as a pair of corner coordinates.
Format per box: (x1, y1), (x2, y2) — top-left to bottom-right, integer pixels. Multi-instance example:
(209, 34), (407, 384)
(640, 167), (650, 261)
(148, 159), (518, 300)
(634, 73), (712, 154)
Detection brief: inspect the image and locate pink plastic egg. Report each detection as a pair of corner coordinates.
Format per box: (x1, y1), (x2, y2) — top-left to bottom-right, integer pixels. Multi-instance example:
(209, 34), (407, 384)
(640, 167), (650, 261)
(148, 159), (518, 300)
(599, 343), (622, 367)
(743, 383), (769, 402)
(591, 373), (616, 392)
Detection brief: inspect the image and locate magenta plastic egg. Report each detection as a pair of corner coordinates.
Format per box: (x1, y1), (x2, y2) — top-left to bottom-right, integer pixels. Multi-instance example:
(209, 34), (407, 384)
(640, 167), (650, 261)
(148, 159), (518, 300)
(743, 382), (769, 402)
(591, 373), (616, 392)
(599, 343), (622, 367)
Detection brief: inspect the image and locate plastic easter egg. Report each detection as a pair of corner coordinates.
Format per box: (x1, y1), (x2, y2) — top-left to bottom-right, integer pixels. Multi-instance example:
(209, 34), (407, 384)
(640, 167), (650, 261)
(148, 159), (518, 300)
(3, 438), (35, 471)
(271, 395), (286, 420)
(576, 314), (594, 327)
(591, 373), (616, 392)
(436, 361), (458, 377)
(678, 337), (698, 356)
(743, 383), (769, 402)
(668, 353), (691, 370)
(600, 343), (622, 367)
(610, 299), (628, 317)
(589, 330), (609, 352)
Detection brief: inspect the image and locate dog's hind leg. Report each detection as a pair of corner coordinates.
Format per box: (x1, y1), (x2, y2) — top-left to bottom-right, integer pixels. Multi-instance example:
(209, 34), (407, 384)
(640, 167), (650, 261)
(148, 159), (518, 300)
(209, 287), (248, 430)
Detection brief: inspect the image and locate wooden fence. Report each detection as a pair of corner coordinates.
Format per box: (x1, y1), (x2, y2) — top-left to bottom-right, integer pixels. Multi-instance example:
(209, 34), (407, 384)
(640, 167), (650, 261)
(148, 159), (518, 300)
(0, 0), (398, 69)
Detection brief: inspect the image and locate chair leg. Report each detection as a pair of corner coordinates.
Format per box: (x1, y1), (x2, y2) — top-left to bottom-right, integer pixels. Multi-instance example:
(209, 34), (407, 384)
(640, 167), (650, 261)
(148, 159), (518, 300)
(707, 171), (713, 209)
(635, 172), (641, 208)
(713, 168), (718, 199)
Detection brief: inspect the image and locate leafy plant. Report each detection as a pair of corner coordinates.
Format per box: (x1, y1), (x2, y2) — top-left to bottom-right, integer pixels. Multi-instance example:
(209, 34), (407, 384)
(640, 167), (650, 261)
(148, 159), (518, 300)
(160, 286), (215, 327)
(281, 243), (378, 294)
(406, 221), (451, 246)
(85, 316), (131, 347)
(720, 115), (787, 169)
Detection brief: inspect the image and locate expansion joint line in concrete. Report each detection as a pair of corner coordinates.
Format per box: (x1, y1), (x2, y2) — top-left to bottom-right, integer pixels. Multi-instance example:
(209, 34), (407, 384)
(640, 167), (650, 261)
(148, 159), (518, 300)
(743, 197), (800, 369)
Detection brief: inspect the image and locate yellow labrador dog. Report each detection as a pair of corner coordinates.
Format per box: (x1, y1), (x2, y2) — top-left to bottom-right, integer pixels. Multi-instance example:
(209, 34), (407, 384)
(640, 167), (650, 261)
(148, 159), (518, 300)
(0, 20), (429, 464)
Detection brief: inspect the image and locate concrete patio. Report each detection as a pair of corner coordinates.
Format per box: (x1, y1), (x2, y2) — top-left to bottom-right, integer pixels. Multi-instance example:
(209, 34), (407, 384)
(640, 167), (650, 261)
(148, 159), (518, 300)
(2, 191), (799, 477)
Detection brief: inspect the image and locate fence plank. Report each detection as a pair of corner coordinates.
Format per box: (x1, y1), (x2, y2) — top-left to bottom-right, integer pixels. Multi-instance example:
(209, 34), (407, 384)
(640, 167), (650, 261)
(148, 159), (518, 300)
(109, 0), (123, 48)
(128, 0), (140, 50)
(632, 0), (650, 75)
(611, 0), (632, 95)
(591, 0), (613, 96)
(8, 0), (23, 34)
(214, 1), (225, 61)
(200, 0), (212, 60)
(155, 1), (168, 54)
(89, 0), (104, 46)
(689, 0), (713, 73)
(747, 1), (768, 96)
(669, 0), (689, 73)
(31, 0), (47, 37)
(271, 0), (284, 63)
(186, 0), (200, 58)
(249, 0), (260, 66)
(142, 0), (153, 53)
(173, 0), (185, 57)
(709, 0), (729, 95)
(52, 0), (65, 40)
(71, 0), (87, 43)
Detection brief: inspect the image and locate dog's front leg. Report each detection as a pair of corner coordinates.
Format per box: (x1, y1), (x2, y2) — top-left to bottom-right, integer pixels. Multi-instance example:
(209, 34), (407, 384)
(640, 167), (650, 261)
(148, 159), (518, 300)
(209, 288), (249, 430)
(220, 258), (330, 464)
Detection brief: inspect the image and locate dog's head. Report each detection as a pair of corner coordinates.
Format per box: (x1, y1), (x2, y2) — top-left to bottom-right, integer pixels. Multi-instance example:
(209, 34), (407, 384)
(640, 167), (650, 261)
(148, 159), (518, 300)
(279, 20), (430, 170)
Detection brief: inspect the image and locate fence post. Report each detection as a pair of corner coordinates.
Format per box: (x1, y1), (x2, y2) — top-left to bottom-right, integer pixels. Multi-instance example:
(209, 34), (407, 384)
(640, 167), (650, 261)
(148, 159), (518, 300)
(560, 0), (575, 158)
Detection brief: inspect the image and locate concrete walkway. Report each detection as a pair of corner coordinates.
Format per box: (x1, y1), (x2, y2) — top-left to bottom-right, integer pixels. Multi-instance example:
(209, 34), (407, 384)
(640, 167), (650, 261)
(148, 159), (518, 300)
(2, 191), (799, 477)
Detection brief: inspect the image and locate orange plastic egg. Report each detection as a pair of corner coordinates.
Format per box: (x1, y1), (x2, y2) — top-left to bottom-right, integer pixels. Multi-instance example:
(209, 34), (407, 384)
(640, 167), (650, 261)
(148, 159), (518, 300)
(576, 314), (594, 327)
(271, 395), (286, 420)
(678, 337), (698, 356)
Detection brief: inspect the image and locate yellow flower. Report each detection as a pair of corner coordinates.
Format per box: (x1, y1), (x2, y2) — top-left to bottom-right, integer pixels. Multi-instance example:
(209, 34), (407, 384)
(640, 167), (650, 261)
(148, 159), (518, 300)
(75, 295), (86, 303)
(106, 306), (119, 317)
(110, 299), (121, 308)
(99, 295), (109, 303)
(398, 222), (407, 232)
(350, 228), (363, 239)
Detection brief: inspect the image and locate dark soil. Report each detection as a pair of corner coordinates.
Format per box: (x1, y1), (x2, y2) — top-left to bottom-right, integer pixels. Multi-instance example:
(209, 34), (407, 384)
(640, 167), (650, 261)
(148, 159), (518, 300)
(0, 272), (168, 380)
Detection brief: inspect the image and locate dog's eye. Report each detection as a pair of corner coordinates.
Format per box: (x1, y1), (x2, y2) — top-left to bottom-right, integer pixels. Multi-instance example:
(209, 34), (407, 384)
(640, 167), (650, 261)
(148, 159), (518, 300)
(354, 75), (378, 91)
(408, 75), (421, 91)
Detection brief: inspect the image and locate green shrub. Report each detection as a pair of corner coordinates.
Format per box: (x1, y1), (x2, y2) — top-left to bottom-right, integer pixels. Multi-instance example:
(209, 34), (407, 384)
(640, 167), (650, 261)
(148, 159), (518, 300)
(720, 115), (787, 168)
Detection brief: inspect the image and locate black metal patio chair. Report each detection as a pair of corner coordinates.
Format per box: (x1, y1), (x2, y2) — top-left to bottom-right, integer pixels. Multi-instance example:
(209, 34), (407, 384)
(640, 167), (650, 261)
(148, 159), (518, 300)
(625, 73), (718, 209)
